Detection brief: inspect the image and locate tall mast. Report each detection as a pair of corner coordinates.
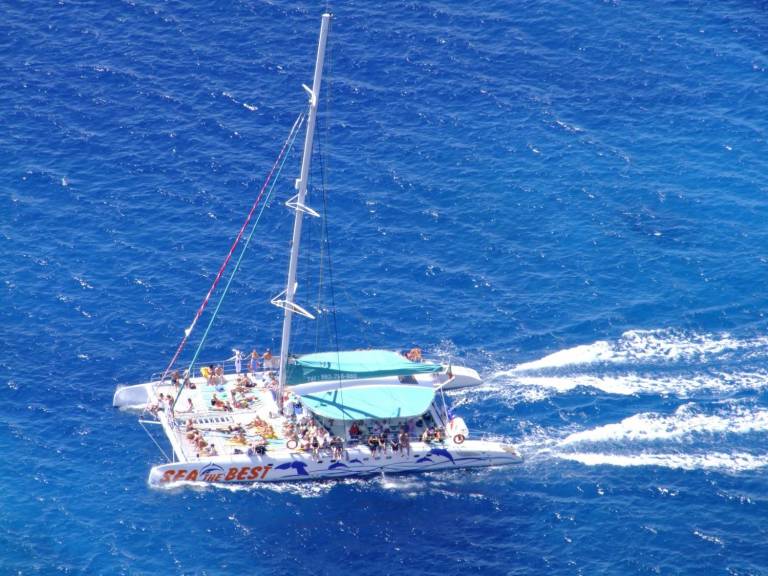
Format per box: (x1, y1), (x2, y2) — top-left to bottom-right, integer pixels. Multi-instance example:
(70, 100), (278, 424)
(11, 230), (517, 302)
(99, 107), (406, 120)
(274, 13), (331, 405)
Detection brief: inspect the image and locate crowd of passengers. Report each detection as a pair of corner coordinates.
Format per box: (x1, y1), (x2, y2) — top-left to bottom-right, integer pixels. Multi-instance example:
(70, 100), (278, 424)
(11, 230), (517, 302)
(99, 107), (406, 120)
(283, 416), (345, 460)
(183, 414), (278, 459)
(181, 410), (449, 461)
(349, 420), (445, 457)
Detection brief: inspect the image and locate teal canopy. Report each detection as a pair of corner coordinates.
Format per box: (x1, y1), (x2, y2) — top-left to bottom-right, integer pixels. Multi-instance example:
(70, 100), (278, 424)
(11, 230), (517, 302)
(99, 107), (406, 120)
(285, 349), (442, 385)
(298, 384), (435, 421)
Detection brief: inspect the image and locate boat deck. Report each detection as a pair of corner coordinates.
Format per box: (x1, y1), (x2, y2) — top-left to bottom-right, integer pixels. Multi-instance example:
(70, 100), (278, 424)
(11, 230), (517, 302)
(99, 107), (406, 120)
(147, 368), (459, 464)
(150, 370), (287, 461)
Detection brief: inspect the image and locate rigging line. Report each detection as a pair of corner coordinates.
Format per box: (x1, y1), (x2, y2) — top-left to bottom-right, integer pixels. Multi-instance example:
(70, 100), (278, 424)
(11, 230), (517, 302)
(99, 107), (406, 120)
(312, 26), (347, 429)
(159, 112), (305, 388)
(318, 141), (348, 428)
(139, 419), (171, 463)
(315, 35), (335, 352)
(172, 114), (306, 410)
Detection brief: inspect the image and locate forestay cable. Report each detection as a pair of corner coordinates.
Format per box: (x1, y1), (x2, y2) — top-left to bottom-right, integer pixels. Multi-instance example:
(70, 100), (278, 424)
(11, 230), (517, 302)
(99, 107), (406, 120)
(159, 113), (305, 389)
(171, 114), (305, 410)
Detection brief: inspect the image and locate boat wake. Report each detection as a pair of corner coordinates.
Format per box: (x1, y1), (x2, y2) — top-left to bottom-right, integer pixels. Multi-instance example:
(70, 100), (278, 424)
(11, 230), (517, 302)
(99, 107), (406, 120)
(470, 329), (768, 402)
(497, 371), (768, 400)
(550, 402), (768, 473)
(459, 329), (768, 473)
(514, 329), (768, 371)
(557, 403), (768, 446)
(557, 451), (768, 472)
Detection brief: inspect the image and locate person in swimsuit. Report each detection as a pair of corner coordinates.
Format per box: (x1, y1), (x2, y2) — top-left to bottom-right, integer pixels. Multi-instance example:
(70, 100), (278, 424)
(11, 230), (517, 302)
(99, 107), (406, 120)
(262, 349), (274, 370)
(367, 433), (380, 457)
(380, 428), (390, 456)
(399, 428), (410, 456)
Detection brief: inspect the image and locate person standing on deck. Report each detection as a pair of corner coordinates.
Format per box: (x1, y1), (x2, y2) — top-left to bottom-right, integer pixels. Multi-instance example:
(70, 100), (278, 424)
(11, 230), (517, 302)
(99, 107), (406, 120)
(262, 348), (274, 370)
(231, 349), (244, 374)
(249, 349), (259, 373)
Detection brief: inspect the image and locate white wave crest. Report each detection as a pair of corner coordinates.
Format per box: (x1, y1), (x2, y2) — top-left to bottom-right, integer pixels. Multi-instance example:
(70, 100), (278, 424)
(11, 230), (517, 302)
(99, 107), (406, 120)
(486, 371), (768, 399)
(559, 404), (768, 446)
(513, 329), (768, 372)
(558, 451), (768, 472)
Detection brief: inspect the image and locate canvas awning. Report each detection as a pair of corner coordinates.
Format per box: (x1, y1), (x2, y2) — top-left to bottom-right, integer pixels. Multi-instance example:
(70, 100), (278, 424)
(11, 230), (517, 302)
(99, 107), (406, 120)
(298, 384), (435, 421)
(286, 349), (442, 385)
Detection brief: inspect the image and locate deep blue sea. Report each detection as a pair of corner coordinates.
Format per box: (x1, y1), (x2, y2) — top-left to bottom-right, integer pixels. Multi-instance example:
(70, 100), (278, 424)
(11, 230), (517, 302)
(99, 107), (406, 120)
(3, 0), (768, 574)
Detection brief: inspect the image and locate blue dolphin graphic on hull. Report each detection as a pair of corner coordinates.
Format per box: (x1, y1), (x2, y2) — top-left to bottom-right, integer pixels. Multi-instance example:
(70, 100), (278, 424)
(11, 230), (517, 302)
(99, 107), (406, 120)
(275, 461), (310, 476)
(427, 448), (455, 465)
(200, 462), (225, 477)
(328, 462), (348, 470)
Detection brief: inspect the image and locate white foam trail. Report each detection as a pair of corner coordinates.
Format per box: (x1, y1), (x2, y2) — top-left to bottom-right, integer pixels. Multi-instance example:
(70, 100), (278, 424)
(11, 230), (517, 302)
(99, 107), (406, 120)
(155, 479), (337, 497)
(514, 341), (615, 371)
(559, 405), (768, 446)
(490, 371), (768, 398)
(513, 329), (768, 372)
(559, 451), (768, 472)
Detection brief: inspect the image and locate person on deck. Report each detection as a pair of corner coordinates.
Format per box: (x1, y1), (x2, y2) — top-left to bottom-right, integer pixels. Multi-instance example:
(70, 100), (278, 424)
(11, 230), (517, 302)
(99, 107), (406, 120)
(262, 349), (274, 370)
(211, 393), (226, 410)
(348, 421), (361, 442)
(399, 427), (410, 456)
(213, 365), (225, 386)
(380, 428), (390, 456)
(331, 436), (344, 460)
(231, 349), (244, 374)
(407, 347), (423, 362)
(367, 433), (380, 457)
(249, 349), (259, 373)
(183, 370), (195, 390)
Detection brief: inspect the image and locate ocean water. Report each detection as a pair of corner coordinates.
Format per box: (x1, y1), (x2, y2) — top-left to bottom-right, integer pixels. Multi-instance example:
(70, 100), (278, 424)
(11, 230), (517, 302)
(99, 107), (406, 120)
(2, 0), (768, 574)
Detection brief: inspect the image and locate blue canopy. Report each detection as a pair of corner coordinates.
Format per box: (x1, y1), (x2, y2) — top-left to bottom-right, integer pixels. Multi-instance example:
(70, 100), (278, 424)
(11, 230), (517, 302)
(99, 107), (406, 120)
(286, 349), (441, 385)
(298, 384), (435, 421)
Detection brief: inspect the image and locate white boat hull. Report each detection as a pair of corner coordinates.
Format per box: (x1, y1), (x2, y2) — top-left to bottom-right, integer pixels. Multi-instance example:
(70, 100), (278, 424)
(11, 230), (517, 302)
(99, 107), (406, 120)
(148, 439), (520, 486)
(113, 382), (153, 409)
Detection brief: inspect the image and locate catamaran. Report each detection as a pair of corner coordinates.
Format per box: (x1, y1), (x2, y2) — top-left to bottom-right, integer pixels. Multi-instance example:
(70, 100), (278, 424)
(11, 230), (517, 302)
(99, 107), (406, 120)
(113, 13), (521, 486)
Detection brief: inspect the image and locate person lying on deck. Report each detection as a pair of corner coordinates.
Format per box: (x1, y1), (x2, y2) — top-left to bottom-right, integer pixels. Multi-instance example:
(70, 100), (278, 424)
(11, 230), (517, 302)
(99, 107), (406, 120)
(210, 393), (227, 410)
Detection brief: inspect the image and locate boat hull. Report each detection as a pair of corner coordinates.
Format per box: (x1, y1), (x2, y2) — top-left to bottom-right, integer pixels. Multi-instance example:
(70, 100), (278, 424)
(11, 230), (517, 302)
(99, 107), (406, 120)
(113, 382), (153, 409)
(148, 440), (520, 486)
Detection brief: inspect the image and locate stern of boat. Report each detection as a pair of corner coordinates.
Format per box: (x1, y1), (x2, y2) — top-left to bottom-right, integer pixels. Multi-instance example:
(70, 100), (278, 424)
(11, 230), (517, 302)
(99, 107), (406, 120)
(441, 364), (482, 390)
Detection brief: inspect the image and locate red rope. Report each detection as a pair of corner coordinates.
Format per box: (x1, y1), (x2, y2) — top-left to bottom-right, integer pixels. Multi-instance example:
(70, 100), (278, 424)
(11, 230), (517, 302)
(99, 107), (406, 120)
(159, 113), (305, 384)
